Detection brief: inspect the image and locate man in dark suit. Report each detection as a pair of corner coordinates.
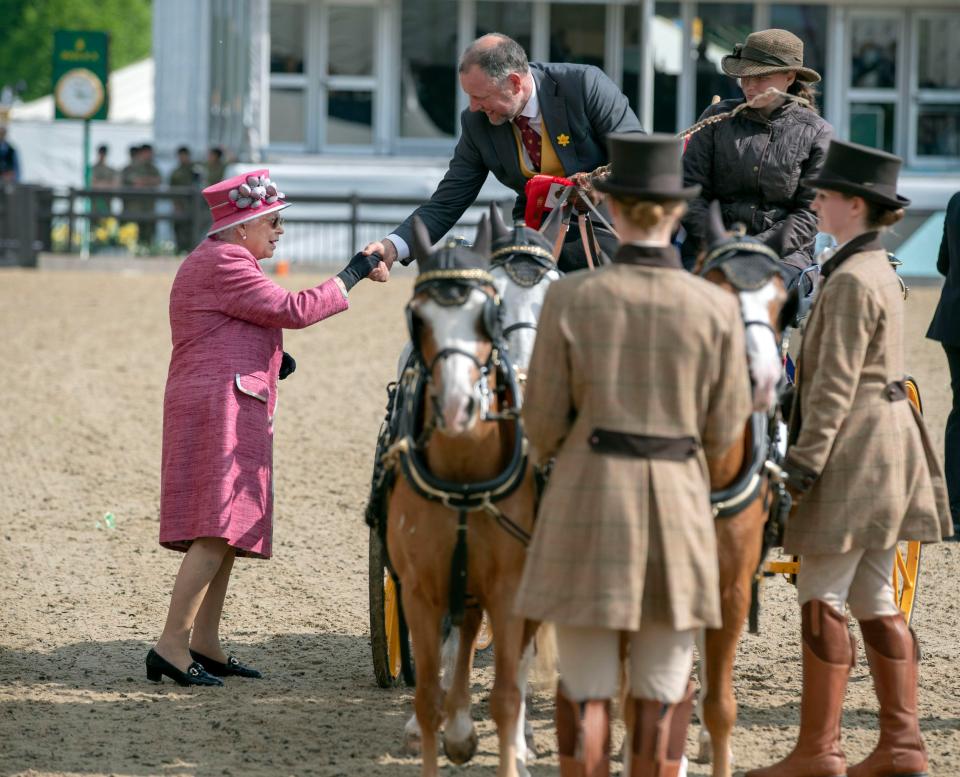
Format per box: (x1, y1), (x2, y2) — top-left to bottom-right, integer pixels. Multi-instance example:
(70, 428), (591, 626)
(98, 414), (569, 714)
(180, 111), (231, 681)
(363, 33), (643, 275)
(927, 191), (960, 539)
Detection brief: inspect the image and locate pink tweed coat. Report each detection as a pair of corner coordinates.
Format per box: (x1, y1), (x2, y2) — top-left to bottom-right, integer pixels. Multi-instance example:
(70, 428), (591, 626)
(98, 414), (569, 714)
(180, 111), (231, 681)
(159, 239), (348, 558)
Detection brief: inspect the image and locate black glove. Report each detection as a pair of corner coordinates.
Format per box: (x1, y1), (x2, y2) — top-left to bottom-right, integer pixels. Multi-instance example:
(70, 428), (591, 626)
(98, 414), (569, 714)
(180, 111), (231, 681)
(337, 251), (381, 291)
(279, 351), (296, 380)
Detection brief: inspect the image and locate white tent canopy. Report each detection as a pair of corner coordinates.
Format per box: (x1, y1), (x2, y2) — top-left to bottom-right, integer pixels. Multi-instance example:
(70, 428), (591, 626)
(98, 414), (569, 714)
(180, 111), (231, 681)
(6, 59), (155, 187)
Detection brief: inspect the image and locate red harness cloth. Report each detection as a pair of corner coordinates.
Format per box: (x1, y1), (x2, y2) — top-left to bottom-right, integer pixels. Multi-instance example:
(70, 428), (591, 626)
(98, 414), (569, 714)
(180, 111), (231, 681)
(524, 174), (574, 229)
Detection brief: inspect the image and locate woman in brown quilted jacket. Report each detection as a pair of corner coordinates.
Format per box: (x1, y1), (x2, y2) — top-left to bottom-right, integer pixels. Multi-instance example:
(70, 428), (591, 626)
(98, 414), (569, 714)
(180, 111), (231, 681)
(680, 28), (833, 280)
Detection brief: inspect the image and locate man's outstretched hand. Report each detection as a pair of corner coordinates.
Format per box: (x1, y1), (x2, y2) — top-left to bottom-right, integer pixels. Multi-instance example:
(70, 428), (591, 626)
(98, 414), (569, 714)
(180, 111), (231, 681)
(363, 239), (397, 282)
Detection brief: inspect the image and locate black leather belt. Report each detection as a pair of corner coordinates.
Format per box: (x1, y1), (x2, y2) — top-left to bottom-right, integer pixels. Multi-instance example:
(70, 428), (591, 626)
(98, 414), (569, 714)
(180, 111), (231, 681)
(588, 429), (699, 460)
(884, 380), (907, 402)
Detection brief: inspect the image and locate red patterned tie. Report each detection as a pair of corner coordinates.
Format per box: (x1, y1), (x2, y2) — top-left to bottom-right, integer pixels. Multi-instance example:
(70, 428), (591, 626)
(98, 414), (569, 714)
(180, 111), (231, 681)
(514, 115), (542, 171)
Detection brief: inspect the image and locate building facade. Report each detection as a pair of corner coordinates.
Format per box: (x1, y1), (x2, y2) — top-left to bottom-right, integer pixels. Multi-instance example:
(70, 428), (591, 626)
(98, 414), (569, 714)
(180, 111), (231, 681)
(154, 0), (959, 233)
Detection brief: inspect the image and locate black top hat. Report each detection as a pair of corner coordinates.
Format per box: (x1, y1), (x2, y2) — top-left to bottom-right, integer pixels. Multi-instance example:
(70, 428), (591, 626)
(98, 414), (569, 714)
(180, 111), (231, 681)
(594, 134), (701, 201)
(803, 139), (910, 209)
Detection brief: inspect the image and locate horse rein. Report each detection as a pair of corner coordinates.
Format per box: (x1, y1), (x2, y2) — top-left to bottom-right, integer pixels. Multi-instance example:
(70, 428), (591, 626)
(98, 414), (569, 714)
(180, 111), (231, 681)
(490, 247), (563, 378)
(744, 319), (782, 348)
(582, 87), (811, 192)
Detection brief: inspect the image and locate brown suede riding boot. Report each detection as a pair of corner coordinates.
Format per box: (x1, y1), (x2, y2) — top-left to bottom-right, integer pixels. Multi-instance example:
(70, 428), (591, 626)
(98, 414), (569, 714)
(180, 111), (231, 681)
(556, 683), (610, 777)
(628, 681), (696, 777)
(848, 615), (928, 777)
(746, 600), (854, 777)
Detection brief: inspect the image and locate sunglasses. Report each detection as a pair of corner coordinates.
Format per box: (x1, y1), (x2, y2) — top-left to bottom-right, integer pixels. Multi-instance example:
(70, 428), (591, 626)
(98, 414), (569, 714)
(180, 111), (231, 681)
(257, 214), (284, 229)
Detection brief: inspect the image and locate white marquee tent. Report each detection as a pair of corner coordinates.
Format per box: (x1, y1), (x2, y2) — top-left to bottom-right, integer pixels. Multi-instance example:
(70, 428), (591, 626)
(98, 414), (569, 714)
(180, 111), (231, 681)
(6, 58), (155, 187)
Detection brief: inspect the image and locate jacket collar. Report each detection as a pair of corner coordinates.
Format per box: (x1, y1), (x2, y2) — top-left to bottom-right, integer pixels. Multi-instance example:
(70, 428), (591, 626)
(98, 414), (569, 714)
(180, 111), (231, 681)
(821, 231), (884, 279)
(613, 243), (683, 268)
(741, 97), (797, 125)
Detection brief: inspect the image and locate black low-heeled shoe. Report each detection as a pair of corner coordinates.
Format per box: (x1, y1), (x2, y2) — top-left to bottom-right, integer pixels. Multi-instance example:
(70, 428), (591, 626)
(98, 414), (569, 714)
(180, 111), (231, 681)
(189, 649), (262, 678)
(146, 648), (223, 687)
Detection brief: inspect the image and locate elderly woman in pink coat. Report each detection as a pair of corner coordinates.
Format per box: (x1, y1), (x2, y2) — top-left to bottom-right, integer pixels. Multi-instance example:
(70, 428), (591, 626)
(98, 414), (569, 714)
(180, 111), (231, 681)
(146, 170), (380, 687)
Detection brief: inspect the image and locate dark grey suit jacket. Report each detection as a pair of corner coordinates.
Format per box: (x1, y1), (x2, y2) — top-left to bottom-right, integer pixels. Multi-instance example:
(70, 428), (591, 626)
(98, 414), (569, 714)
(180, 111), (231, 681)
(927, 191), (960, 347)
(393, 62), (643, 263)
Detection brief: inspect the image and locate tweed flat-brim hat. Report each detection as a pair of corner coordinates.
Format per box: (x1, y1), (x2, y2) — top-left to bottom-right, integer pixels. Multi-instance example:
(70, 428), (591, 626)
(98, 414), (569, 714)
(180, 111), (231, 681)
(721, 28), (821, 84)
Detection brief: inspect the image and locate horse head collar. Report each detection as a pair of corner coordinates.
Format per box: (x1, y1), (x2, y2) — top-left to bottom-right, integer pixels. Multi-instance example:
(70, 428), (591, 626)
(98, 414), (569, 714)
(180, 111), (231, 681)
(698, 200), (785, 291)
(407, 214), (503, 349)
(487, 202), (564, 287)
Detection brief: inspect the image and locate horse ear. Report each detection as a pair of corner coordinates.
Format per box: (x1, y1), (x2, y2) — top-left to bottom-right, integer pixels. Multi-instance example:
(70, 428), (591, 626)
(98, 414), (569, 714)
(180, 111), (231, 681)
(473, 213), (492, 260)
(539, 201), (569, 260)
(705, 199), (727, 248)
(489, 202), (510, 242)
(412, 216), (434, 265)
(765, 216), (793, 261)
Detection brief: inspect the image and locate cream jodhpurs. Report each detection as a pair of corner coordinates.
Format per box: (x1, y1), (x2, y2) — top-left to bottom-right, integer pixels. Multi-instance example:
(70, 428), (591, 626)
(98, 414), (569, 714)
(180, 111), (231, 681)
(796, 546), (901, 620)
(555, 621), (695, 704)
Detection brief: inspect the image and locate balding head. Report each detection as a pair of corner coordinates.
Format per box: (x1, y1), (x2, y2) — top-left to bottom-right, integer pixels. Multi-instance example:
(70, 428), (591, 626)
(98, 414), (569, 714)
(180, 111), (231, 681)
(459, 33), (529, 83)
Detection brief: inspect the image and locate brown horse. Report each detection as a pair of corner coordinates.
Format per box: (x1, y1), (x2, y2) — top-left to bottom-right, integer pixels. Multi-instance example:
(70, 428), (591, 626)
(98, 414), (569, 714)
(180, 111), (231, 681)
(384, 215), (539, 777)
(694, 203), (791, 777)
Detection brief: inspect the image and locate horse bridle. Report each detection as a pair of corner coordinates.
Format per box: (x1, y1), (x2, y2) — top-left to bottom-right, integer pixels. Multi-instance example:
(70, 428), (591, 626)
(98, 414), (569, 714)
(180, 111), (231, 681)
(489, 246), (563, 357)
(407, 268), (514, 437)
(699, 241), (786, 348)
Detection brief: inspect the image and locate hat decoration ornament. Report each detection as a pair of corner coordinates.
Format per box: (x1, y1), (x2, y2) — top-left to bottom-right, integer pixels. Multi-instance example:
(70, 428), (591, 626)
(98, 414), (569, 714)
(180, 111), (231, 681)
(227, 174), (285, 210)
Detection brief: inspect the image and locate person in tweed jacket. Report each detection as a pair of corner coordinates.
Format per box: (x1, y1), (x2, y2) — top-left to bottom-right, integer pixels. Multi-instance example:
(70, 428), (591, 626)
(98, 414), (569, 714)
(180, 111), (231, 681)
(748, 141), (951, 777)
(515, 134), (752, 776)
(146, 170), (380, 687)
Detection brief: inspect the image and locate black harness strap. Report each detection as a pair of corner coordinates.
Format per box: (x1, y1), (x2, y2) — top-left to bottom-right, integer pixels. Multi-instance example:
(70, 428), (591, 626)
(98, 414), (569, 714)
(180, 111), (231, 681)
(384, 349), (530, 627)
(449, 510), (469, 626)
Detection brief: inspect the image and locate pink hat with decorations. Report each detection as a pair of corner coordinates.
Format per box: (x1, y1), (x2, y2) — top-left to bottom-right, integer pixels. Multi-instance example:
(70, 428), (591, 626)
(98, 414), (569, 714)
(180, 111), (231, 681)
(203, 168), (289, 237)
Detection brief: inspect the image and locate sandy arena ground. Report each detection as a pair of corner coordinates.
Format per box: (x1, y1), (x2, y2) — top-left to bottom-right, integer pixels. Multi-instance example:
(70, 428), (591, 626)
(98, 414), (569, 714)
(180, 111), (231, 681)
(0, 266), (957, 776)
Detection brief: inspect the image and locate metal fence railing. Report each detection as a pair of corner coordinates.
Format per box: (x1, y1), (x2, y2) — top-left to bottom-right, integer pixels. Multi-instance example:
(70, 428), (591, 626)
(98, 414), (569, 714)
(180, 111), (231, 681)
(11, 185), (501, 265)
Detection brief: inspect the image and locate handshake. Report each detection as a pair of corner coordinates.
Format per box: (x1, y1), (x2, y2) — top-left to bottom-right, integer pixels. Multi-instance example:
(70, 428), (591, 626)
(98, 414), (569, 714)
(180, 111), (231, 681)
(337, 250), (384, 291)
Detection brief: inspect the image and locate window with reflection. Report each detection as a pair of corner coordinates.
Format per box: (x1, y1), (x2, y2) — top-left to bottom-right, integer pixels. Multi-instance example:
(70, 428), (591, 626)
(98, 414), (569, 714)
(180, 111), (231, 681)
(653, 2), (681, 133)
(328, 7), (374, 77)
(476, 1), (532, 53)
(917, 16), (960, 90)
(270, 2), (306, 74)
(270, 88), (307, 144)
(549, 4), (605, 69)
(399, 0), (456, 138)
(850, 103), (895, 153)
(770, 5), (828, 100)
(917, 107), (960, 157)
(622, 4), (641, 117)
(693, 4), (754, 117)
(850, 18), (897, 89)
(328, 91), (373, 145)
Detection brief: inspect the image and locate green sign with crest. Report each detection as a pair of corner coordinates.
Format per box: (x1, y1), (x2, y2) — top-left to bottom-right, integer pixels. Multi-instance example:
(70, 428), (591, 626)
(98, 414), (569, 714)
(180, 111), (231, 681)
(53, 30), (109, 121)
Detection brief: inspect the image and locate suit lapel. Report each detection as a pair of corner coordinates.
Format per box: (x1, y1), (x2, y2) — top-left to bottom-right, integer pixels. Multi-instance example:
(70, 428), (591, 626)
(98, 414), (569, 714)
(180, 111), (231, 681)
(489, 121), (522, 184)
(534, 68), (579, 175)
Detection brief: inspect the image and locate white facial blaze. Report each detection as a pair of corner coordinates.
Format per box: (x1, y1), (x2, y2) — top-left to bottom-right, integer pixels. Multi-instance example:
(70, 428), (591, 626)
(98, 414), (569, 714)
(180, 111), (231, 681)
(418, 290), (488, 434)
(493, 265), (561, 391)
(739, 281), (783, 413)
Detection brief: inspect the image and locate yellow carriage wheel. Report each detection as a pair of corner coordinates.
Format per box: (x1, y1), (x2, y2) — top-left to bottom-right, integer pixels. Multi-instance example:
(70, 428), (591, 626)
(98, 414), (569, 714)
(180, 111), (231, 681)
(893, 540), (922, 626)
(896, 377), (924, 625)
(384, 573), (403, 680)
(369, 527), (414, 687)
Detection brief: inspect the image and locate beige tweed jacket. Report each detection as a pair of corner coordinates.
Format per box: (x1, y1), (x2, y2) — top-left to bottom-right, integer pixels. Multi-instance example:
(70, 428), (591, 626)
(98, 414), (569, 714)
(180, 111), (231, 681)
(784, 232), (952, 554)
(515, 245), (752, 631)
